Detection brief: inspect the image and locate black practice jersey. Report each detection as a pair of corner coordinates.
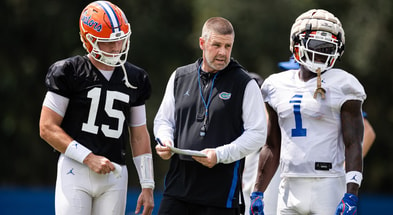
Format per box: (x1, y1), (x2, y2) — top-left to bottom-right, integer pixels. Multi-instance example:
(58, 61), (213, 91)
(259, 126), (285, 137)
(45, 55), (151, 164)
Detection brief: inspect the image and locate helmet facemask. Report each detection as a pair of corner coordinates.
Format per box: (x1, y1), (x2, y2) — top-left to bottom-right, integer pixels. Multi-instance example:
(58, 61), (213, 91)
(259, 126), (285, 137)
(294, 30), (341, 73)
(85, 28), (131, 67)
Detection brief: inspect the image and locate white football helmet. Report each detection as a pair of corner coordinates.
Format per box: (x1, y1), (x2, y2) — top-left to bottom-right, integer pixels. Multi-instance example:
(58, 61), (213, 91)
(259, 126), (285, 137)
(289, 9), (345, 73)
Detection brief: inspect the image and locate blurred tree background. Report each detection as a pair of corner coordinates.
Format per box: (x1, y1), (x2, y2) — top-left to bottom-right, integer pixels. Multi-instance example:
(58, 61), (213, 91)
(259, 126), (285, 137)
(1, 0), (392, 195)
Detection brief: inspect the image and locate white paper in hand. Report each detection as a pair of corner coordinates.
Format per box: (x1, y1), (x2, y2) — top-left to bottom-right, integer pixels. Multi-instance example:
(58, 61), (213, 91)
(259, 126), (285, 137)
(155, 138), (207, 157)
(167, 145), (207, 157)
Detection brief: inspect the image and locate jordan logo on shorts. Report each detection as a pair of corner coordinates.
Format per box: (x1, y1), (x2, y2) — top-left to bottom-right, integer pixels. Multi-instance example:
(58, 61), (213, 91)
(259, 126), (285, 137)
(67, 168), (75, 175)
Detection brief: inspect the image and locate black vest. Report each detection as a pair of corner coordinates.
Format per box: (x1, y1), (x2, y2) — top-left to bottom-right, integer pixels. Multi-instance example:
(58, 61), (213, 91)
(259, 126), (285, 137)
(163, 58), (251, 208)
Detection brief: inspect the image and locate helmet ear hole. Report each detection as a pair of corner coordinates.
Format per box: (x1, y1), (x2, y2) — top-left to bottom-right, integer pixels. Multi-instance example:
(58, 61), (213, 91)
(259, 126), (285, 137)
(292, 35), (300, 44)
(338, 43), (345, 57)
(292, 46), (299, 60)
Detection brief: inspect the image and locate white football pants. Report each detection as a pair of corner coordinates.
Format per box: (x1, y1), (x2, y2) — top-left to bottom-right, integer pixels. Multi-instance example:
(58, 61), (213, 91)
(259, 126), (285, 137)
(277, 176), (345, 215)
(55, 154), (128, 215)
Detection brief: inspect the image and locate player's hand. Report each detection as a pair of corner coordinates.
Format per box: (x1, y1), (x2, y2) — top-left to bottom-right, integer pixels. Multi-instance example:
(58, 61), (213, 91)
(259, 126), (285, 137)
(135, 188), (154, 215)
(192, 149), (217, 168)
(335, 193), (358, 215)
(155, 140), (173, 160)
(83, 153), (115, 174)
(250, 191), (264, 215)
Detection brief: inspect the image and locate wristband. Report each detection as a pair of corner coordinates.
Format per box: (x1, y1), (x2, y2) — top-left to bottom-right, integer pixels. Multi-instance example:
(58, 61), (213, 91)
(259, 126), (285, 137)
(346, 171), (363, 187)
(133, 153), (155, 189)
(64, 140), (92, 164)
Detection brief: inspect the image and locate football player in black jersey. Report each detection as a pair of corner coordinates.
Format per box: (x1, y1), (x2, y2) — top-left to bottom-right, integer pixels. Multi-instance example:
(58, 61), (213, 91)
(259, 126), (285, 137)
(39, 1), (154, 214)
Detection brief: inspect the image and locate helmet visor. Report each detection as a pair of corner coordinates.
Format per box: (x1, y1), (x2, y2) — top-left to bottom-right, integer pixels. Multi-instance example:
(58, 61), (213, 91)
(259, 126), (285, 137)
(305, 38), (338, 64)
(306, 39), (337, 55)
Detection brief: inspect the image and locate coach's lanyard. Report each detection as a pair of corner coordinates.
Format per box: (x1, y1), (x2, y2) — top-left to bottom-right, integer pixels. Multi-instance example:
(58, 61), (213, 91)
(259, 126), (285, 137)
(197, 63), (219, 137)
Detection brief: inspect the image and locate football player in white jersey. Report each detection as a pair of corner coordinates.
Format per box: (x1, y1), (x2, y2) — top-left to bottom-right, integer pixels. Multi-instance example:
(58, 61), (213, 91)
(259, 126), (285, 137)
(39, 1), (154, 214)
(245, 59), (375, 215)
(250, 9), (366, 215)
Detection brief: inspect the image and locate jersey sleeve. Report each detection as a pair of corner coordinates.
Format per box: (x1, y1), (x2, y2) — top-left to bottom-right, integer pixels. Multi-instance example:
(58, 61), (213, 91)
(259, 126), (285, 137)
(126, 63), (152, 106)
(338, 72), (366, 107)
(135, 71), (152, 105)
(45, 59), (76, 98)
(261, 74), (276, 105)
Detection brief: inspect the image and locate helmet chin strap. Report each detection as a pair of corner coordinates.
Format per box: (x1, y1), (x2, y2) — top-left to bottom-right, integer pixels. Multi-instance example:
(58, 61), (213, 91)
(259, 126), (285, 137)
(121, 63), (137, 89)
(313, 67), (326, 99)
(88, 53), (137, 89)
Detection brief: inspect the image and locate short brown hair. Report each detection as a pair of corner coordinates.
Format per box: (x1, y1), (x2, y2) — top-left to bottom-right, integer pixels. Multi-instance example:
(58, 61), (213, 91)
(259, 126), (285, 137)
(201, 17), (234, 40)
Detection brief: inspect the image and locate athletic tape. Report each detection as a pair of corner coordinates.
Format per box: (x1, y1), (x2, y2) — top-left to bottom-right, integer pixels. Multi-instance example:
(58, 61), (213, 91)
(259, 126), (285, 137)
(133, 153), (155, 189)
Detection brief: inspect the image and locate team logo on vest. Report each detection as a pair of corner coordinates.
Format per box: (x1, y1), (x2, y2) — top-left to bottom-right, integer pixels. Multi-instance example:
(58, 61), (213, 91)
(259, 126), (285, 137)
(219, 92), (231, 100)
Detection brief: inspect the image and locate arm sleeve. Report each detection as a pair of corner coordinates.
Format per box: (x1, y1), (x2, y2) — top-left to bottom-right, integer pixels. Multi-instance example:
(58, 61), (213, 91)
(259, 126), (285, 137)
(42, 91), (70, 117)
(215, 80), (268, 164)
(129, 105), (147, 127)
(153, 72), (176, 144)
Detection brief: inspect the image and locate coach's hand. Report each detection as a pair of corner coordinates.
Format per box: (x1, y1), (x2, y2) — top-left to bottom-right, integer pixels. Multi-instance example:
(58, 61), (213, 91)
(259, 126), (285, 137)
(192, 149), (217, 168)
(335, 193), (358, 215)
(250, 191), (264, 215)
(155, 140), (173, 160)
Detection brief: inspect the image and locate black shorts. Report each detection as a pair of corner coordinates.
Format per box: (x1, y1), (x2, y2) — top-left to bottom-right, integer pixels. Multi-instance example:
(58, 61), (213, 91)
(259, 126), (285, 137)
(158, 195), (240, 215)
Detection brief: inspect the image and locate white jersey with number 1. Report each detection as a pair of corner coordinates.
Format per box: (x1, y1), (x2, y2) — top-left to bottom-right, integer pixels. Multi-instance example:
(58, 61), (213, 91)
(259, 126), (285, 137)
(261, 68), (366, 178)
